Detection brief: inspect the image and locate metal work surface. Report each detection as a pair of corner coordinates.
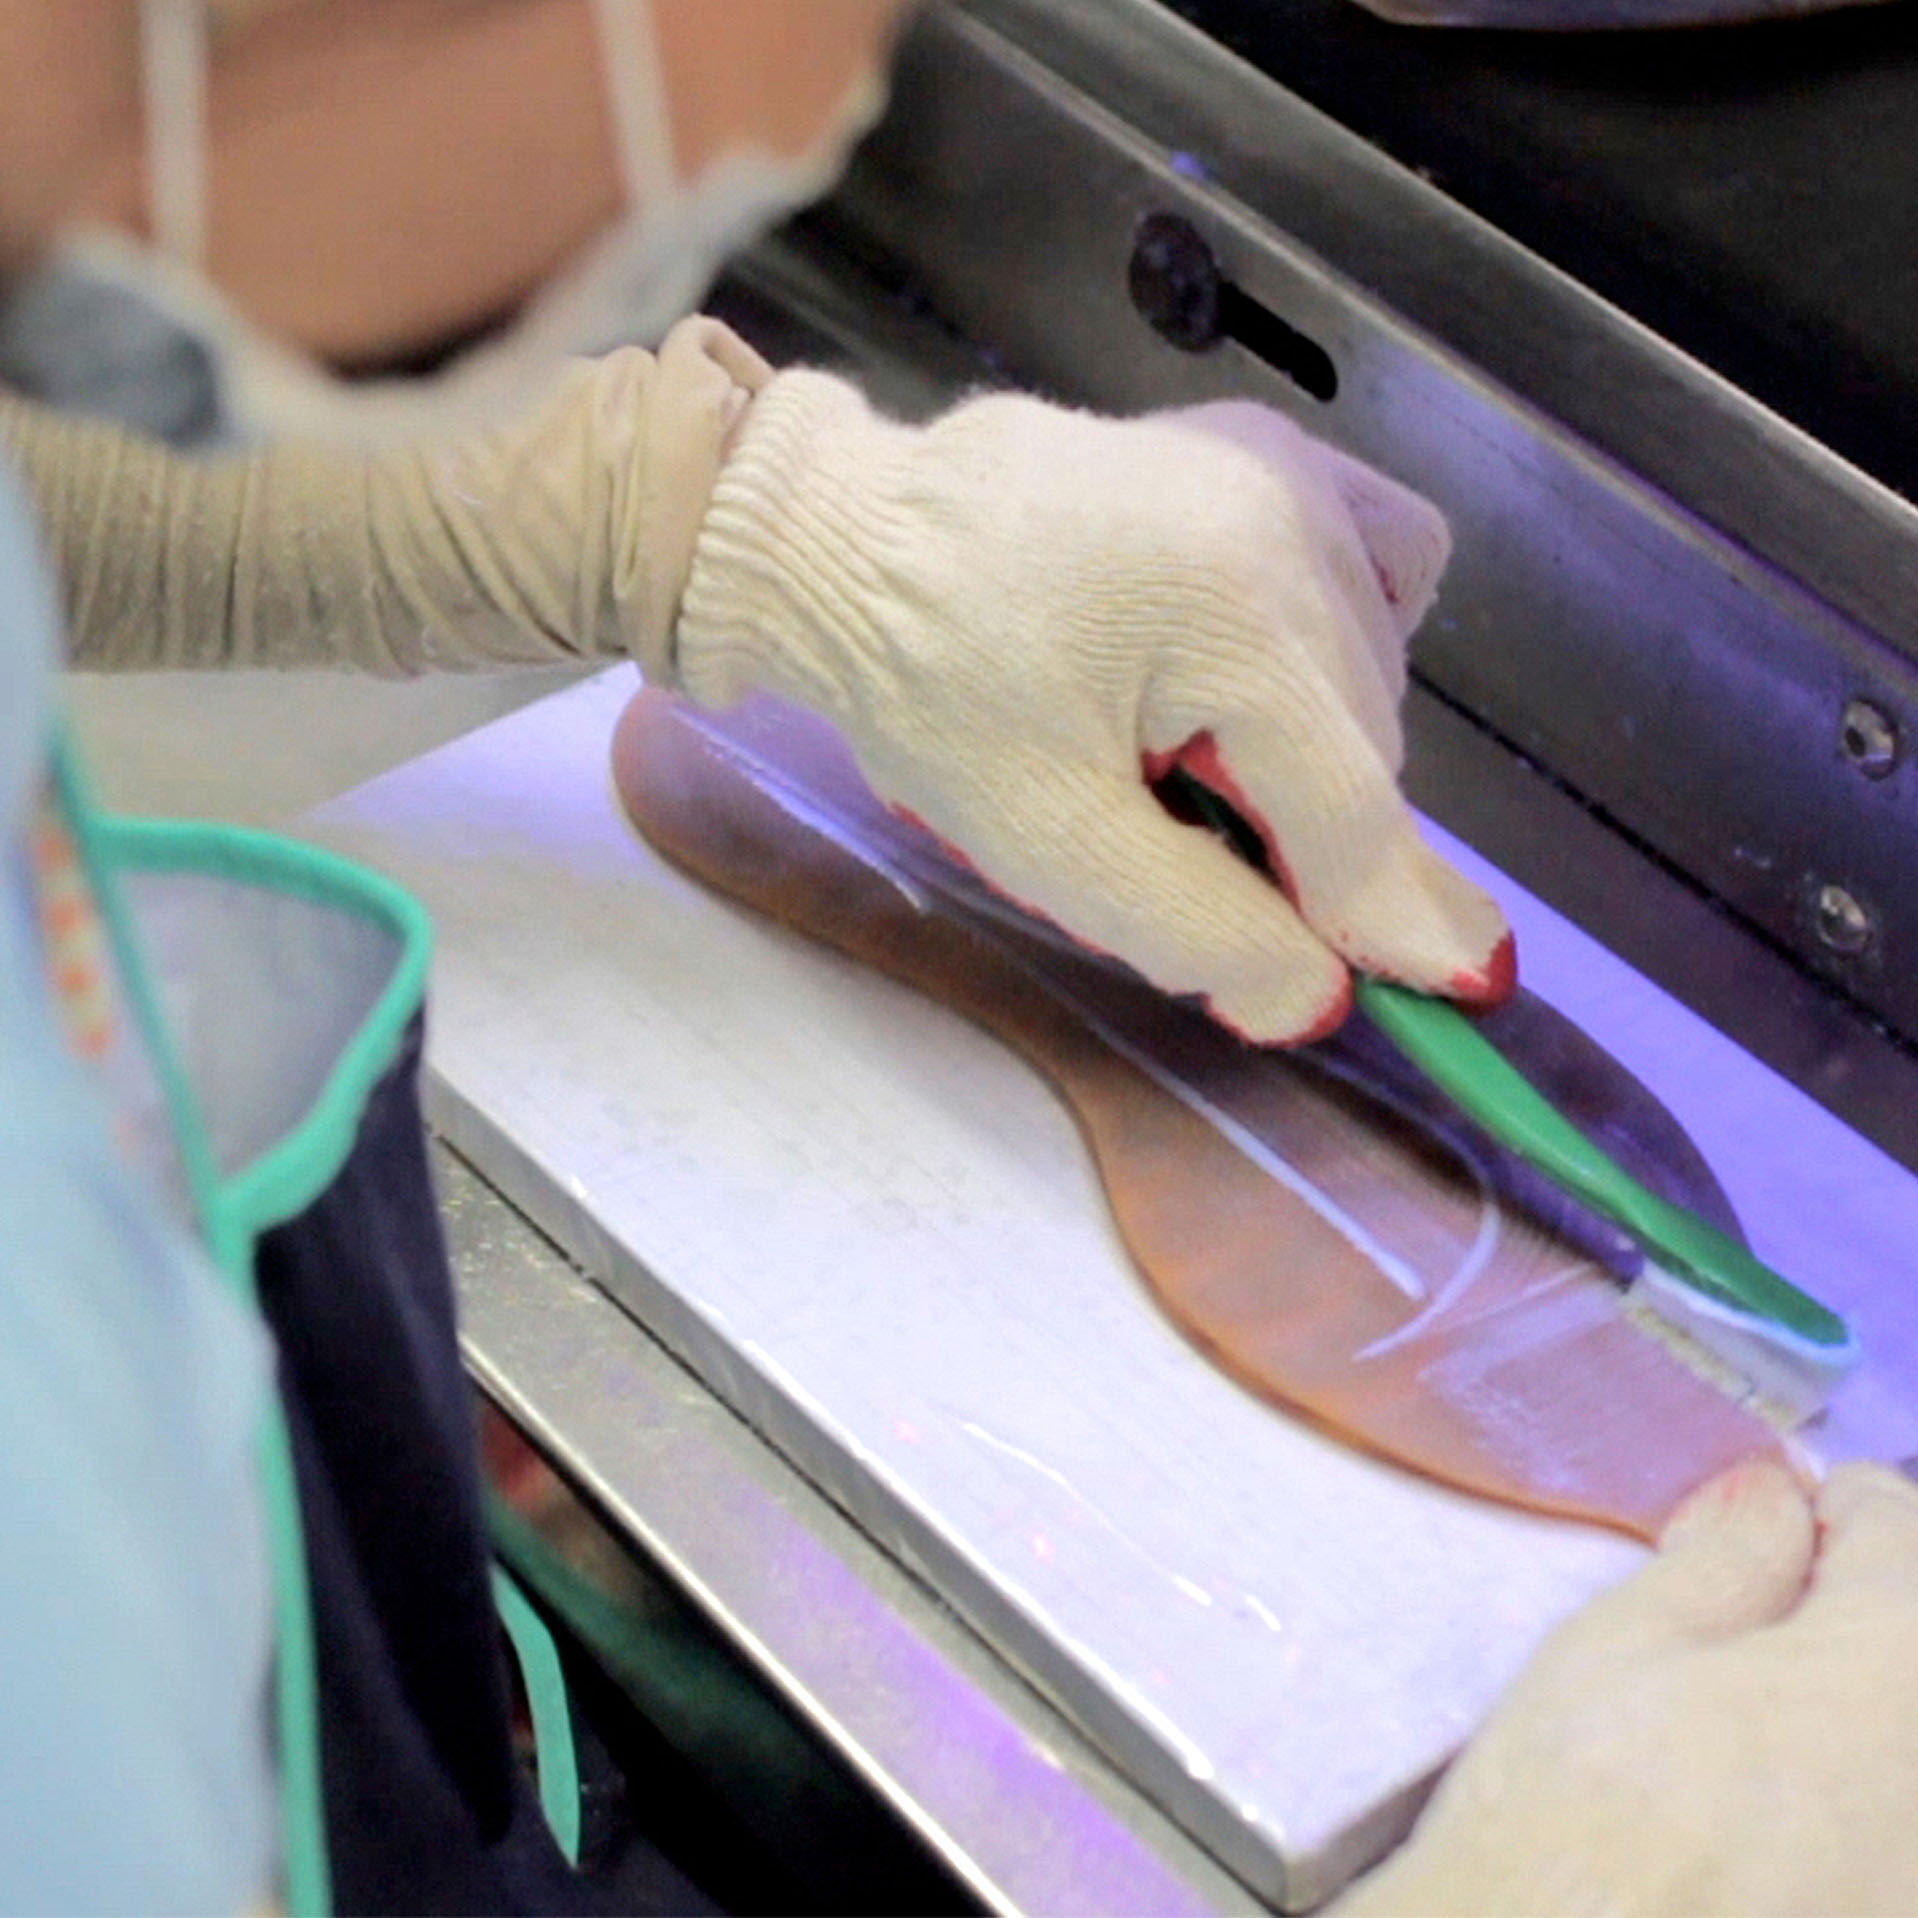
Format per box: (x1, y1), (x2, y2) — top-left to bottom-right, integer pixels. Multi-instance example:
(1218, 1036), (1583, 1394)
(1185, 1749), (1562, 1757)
(820, 2), (1918, 1145)
(304, 672), (1918, 1909)
(439, 1144), (1255, 1917)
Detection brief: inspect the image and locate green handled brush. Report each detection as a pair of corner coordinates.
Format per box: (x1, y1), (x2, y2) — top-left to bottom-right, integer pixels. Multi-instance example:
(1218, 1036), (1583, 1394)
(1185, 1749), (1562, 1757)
(1162, 766), (1858, 1420)
(1354, 975), (1856, 1419)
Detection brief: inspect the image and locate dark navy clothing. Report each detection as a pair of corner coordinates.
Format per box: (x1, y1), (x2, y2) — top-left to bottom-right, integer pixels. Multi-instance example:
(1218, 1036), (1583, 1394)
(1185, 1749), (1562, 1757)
(257, 1013), (596, 1914)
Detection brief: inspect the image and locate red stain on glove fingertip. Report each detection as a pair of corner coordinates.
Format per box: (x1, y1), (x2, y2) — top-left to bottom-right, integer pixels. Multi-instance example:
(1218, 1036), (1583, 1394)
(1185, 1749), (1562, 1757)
(1147, 732), (1304, 907)
(1449, 929), (1519, 1010)
(1295, 973), (1357, 1045)
(885, 799), (1134, 965)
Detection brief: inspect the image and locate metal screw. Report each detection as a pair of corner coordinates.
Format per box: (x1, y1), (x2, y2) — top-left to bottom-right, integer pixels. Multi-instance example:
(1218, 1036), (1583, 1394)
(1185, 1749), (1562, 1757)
(1811, 881), (1876, 957)
(1839, 698), (1900, 779)
(1128, 212), (1223, 354)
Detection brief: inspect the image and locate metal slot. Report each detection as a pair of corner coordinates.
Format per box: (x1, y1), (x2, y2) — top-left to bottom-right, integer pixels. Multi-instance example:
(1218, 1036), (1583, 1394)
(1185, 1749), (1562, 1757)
(1129, 210), (1338, 401)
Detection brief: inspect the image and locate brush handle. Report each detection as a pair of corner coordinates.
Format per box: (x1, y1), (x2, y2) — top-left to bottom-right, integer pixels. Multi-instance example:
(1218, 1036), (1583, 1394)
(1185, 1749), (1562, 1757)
(1355, 978), (1852, 1351)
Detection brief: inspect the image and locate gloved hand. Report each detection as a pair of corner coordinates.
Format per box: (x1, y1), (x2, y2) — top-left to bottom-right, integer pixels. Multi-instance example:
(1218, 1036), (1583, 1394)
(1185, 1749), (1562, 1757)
(1333, 1459), (1918, 1918)
(671, 374), (1512, 1044)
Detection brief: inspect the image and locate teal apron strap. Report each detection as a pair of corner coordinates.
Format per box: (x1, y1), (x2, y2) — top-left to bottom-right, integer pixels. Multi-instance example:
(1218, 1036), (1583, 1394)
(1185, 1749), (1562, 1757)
(491, 1568), (583, 1866)
(50, 731), (334, 1918)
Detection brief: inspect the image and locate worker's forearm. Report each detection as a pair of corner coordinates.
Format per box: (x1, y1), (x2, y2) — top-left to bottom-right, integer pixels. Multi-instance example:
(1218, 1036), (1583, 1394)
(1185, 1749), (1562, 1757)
(0, 317), (773, 676)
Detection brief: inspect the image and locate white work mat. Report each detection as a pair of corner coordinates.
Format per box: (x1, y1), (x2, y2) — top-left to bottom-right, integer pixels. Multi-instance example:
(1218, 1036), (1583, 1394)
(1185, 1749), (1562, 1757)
(305, 669), (1918, 1909)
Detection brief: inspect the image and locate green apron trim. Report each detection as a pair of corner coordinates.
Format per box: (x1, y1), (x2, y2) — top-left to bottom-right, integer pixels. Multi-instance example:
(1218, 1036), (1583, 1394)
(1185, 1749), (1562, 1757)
(47, 757), (436, 1271)
(50, 733), (435, 1918)
(492, 1567), (583, 1865)
(48, 741), (231, 1265)
(253, 1399), (334, 1918)
(90, 813), (436, 1252)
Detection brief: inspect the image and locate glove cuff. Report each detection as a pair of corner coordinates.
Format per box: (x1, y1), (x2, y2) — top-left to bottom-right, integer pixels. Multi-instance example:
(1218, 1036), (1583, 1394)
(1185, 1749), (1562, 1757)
(618, 318), (773, 681)
(675, 368), (907, 714)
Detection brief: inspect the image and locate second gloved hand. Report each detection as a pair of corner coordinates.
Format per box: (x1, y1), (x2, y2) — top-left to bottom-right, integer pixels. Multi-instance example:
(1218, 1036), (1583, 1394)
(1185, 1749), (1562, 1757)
(1331, 1460), (1918, 1918)
(671, 373), (1512, 1044)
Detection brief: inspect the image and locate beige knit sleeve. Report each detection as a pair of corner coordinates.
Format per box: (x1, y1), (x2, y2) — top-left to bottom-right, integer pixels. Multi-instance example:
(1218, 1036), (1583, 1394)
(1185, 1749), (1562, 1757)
(0, 316), (774, 678)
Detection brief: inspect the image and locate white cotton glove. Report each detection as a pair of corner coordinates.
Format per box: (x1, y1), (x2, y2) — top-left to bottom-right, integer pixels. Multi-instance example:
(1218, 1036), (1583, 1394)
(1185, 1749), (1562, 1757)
(670, 374), (1513, 1045)
(1333, 1460), (1918, 1918)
